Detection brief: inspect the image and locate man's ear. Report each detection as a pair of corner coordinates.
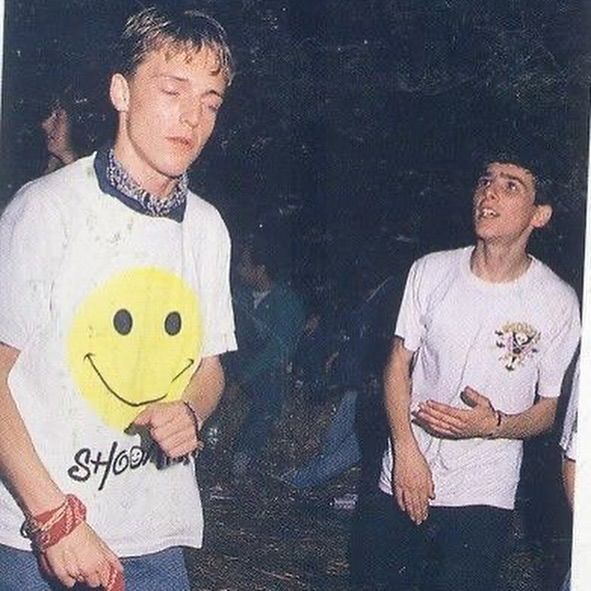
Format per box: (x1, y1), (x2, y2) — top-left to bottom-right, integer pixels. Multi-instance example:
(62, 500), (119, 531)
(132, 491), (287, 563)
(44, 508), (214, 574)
(109, 73), (130, 113)
(532, 204), (552, 229)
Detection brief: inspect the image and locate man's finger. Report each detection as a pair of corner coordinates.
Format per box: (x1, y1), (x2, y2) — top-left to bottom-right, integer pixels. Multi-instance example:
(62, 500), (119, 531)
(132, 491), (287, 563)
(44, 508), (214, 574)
(132, 406), (153, 427)
(404, 488), (426, 525)
(415, 407), (464, 432)
(108, 565), (125, 591)
(414, 413), (461, 437)
(461, 387), (487, 407)
(423, 401), (468, 421)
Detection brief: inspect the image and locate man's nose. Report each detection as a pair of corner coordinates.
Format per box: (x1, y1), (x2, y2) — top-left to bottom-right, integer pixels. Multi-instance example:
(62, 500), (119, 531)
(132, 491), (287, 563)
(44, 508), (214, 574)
(483, 181), (499, 200)
(181, 102), (202, 129)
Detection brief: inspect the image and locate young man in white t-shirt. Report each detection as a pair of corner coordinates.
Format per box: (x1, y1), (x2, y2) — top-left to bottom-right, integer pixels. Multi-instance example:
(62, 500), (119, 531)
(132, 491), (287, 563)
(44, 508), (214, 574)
(352, 154), (580, 590)
(0, 5), (236, 590)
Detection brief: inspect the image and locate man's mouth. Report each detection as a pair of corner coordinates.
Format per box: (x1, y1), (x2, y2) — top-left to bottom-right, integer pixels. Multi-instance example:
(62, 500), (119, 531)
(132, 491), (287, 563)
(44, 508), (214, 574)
(167, 137), (194, 149)
(477, 207), (499, 219)
(84, 353), (194, 407)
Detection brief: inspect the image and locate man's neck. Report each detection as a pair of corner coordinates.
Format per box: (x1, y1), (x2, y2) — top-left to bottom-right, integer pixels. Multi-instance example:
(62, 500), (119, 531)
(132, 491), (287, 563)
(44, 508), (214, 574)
(113, 142), (177, 198)
(470, 240), (532, 283)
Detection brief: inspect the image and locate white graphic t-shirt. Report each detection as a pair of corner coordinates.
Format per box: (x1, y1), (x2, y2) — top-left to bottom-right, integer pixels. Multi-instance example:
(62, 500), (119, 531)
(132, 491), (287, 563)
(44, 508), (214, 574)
(379, 247), (580, 509)
(0, 155), (237, 554)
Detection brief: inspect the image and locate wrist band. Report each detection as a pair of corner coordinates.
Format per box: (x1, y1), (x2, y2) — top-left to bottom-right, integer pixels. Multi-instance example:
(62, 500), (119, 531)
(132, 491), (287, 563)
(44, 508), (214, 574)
(25, 495), (124, 591)
(24, 494), (86, 552)
(487, 410), (504, 439)
(183, 400), (203, 434)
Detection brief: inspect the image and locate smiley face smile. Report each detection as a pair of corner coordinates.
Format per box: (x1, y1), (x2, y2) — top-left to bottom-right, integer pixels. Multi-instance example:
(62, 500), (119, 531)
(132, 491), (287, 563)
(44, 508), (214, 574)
(84, 353), (194, 407)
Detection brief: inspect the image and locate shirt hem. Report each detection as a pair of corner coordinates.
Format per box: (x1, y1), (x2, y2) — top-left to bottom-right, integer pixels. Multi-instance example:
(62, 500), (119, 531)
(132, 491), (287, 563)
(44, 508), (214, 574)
(0, 533), (202, 557)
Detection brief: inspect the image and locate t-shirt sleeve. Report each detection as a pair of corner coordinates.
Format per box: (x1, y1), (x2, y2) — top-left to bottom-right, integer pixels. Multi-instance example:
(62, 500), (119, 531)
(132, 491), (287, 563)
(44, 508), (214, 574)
(394, 258), (425, 352)
(199, 212), (237, 357)
(537, 287), (580, 400)
(560, 358), (579, 460)
(0, 190), (66, 350)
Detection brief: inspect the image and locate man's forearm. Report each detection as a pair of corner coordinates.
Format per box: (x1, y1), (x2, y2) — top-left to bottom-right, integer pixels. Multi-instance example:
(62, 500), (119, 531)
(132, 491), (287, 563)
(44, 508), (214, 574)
(182, 355), (225, 424)
(384, 338), (417, 451)
(0, 343), (65, 515)
(494, 396), (557, 440)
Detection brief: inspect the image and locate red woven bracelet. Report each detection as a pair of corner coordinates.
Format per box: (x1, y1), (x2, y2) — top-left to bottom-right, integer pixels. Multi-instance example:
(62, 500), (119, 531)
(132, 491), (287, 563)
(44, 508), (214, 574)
(24, 494), (86, 552)
(24, 495), (124, 591)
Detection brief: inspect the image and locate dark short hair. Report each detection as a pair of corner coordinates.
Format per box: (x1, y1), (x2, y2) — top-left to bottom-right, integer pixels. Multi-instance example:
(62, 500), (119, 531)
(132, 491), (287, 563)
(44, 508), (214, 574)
(42, 69), (115, 157)
(113, 4), (234, 84)
(474, 148), (553, 206)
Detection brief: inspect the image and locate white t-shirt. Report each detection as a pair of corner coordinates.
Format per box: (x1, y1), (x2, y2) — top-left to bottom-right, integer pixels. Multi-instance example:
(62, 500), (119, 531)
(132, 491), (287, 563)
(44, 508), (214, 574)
(560, 358), (579, 461)
(379, 247), (580, 509)
(0, 155), (237, 554)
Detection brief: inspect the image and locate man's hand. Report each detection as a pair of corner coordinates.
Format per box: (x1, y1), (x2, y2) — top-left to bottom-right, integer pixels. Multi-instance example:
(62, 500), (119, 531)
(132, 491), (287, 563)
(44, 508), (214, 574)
(412, 387), (497, 439)
(133, 401), (204, 458)
(393, 444), (435, 525)
(42, 521), (124, 589)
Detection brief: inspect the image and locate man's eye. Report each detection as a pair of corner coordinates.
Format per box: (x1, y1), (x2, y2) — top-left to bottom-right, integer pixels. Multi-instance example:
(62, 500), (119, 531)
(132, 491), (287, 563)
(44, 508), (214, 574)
(506, 181), (518, 192)
(162, 88), (180, 96)
(477, 178), (491, 188)
(204, 101), (222, 114)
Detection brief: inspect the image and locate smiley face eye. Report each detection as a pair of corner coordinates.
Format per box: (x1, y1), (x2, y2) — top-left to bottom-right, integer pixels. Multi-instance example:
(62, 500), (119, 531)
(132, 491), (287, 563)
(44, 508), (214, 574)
(165, 311), (182, 336)
(113, 309), (133, 335)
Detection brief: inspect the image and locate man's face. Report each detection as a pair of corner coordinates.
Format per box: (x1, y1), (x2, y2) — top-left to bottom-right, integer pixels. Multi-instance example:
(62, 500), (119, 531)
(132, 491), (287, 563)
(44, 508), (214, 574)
(472, 162), (550, 245)
(110, 46), (227, 191)
(41, 107), (72, 160)
(237, 249), (260, 287)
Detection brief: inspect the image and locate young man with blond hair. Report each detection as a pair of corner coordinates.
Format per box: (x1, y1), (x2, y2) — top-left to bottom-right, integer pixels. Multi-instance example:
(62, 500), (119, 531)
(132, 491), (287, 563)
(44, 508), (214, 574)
(0, 5), (236, 589)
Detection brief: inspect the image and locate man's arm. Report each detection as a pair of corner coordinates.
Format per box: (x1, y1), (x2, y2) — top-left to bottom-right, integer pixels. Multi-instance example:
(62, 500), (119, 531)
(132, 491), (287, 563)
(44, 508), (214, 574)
(0, 343), (122, 588)
(413, 387), (558, 440)
(133, 355), (225, 458)
(384, 337), (434, 525)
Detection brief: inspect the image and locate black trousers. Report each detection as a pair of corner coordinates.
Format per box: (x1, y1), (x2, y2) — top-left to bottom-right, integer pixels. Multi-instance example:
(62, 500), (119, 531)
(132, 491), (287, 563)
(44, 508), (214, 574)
(350, 489), (512, 591)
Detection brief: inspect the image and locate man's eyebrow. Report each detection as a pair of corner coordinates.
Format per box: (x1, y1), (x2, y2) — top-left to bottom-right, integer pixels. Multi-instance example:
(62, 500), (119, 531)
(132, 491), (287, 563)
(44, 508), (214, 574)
(498, 172), (527, 188)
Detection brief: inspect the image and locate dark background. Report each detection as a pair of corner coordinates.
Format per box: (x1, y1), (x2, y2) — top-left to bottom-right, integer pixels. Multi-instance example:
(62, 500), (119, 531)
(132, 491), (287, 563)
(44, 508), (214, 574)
(1, 0), (590, 307)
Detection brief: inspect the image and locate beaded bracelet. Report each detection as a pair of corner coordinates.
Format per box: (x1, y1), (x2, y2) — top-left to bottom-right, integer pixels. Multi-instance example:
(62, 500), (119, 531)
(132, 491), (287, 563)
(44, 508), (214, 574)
(183, 399), (204, 434)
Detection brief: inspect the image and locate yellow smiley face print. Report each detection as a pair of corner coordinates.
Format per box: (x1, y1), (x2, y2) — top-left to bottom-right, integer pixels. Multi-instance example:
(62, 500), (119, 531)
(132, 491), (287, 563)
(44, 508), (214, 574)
(67, 267), (203, 432)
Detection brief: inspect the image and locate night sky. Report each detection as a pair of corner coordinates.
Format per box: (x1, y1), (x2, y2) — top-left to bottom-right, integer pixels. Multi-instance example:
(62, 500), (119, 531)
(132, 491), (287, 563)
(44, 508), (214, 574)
(1, 0), (590, 303)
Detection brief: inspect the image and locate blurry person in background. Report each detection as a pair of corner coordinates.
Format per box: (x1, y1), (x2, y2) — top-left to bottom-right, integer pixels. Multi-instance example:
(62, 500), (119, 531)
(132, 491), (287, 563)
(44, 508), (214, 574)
(39, 74), (115, 175)
(229, 229), (305, 477)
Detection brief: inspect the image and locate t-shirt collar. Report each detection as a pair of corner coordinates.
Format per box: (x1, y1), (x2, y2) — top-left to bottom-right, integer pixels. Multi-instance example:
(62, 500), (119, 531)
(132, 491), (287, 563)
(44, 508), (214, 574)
(93, 145), (187, 222)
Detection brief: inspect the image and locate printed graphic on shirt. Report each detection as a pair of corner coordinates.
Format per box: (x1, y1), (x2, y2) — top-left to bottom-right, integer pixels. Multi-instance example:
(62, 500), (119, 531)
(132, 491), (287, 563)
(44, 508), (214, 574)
(67, 440), (191, 491)
(495, 322), (540, 371)
(67, 267), (203, 431)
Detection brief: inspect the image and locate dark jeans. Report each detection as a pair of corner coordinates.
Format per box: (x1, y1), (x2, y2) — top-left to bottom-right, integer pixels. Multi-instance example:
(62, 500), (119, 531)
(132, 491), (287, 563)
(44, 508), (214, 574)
(291, 390), (361, 488)
(234, 373), (285, 457)
(350, 489), (512, 591)
(0, 545), (189, 591)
